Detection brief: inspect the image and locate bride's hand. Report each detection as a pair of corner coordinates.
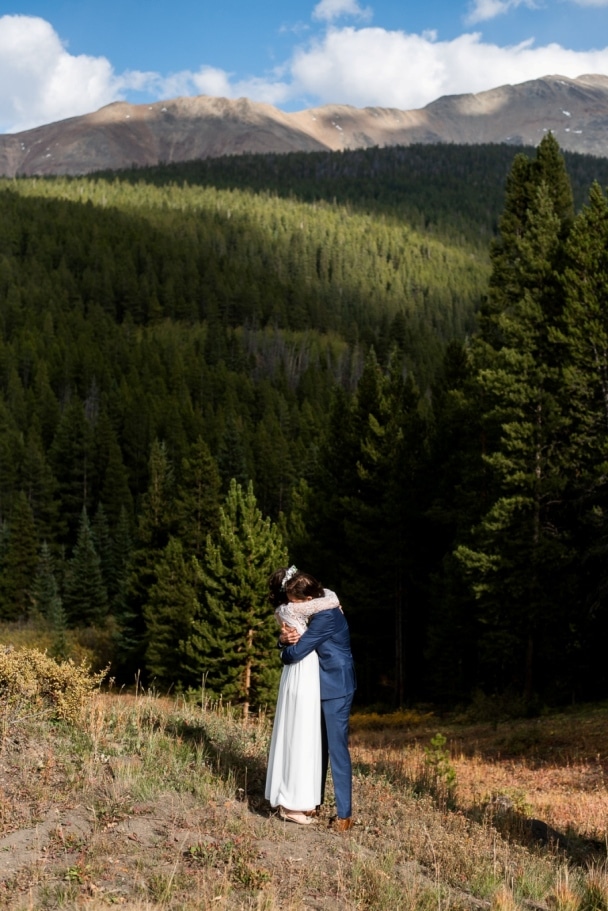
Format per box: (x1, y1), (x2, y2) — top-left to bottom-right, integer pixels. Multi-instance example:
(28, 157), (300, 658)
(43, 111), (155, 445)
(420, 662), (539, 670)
(279, 623), (301, 646)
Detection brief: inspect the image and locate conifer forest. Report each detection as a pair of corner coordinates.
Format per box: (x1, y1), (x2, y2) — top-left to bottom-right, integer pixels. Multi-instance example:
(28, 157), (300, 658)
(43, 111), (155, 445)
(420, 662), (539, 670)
(3, 137), (608, 711)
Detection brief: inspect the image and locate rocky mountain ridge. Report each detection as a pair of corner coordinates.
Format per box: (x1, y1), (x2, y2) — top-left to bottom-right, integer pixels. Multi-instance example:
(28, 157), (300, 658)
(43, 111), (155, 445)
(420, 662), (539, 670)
(1, 73), (607, 177)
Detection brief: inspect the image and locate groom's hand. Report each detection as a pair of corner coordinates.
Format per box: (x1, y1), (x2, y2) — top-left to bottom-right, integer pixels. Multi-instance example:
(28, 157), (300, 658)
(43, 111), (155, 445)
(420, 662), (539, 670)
(279, 623), (301, 646)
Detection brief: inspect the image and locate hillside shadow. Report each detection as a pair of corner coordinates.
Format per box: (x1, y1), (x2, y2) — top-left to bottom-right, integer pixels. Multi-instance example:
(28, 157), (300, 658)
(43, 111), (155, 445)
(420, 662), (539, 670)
(350, 751), (607, 867)
(99, 143), (522, 249)
(466, 799), (607, 866)
(165, 717), (270, 814)
(98, 143), (608, 243)
(1, 175), (487, 388)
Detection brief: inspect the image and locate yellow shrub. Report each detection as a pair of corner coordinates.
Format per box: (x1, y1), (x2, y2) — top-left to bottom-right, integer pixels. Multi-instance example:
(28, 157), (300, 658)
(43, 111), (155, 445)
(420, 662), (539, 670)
(350, 709), (435, 731)
(0, 646), (107, 724)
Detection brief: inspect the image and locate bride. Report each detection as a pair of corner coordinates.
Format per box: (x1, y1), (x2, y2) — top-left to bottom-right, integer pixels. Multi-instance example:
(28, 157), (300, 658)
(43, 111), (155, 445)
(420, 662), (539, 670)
(264, 566), (339, 825)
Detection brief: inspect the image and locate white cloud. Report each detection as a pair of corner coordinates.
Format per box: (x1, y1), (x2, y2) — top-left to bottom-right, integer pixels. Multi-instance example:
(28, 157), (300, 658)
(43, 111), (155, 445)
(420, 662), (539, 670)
(0, 14), (294, 132)
(192, 68), (293, 106)
(466, 0), (608, 21)
(312, 0), (372, 23)
(190, 66), (236, 98)
(160, 66), (234, 100)
(0, 15), (128, 132)
(288, 26), (608, 110)
(465, 0), (537, 25)
(3, 11), (608, 135)
(152, 65), (292, 107)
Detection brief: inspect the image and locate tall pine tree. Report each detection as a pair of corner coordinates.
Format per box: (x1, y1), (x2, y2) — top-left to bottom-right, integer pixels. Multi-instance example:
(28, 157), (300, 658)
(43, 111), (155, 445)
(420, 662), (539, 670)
(175, 436), (221, 562)
(554, 182), (608, 695)
(63, 507), (109, 627)
(454, 137), (575, 699)
(144, 537), (202, 689)
(0, 490), (39, 620)
(125, 440), (177, 675)
(183, 479), (287, 713)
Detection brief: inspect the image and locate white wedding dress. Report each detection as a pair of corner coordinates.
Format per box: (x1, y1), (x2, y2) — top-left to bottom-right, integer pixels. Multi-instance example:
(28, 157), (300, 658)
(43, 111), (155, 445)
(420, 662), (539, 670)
(265, 589), (338, 811)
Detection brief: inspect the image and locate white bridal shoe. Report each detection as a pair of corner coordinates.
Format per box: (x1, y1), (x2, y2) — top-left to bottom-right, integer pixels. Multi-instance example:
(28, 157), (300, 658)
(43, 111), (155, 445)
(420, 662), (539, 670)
(278, 807), (314, 825)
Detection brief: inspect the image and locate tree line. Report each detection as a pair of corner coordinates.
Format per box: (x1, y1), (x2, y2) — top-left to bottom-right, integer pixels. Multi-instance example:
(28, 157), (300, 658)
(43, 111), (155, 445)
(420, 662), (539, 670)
(1, 138), (608, 711)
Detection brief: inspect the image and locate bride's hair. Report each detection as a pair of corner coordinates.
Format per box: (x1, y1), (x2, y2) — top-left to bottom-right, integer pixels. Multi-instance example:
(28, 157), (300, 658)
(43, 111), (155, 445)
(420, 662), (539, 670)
(268, 568), (288, 608)
(267, 567), (324, 607)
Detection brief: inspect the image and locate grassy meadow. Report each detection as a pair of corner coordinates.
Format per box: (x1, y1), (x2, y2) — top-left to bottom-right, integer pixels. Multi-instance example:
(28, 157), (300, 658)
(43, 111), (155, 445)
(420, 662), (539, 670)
(0, 650), (607, 910)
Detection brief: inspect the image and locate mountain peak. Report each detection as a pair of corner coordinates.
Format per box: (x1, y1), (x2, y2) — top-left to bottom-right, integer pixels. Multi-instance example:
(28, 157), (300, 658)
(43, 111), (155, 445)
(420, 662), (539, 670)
(1, 73), (608, 177)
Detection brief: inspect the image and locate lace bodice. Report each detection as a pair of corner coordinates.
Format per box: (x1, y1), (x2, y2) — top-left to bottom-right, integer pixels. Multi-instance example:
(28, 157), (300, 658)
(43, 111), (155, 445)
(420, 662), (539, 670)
(275, 589), (340, 634)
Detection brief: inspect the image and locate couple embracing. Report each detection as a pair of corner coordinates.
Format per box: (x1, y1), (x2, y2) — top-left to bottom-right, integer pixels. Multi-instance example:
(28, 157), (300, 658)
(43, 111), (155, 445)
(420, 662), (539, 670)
(265, 566), (356, 831)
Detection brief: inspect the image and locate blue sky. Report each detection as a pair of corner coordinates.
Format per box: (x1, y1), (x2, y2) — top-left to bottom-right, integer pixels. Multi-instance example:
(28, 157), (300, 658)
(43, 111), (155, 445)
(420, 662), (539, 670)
(1, 0), (608, 133)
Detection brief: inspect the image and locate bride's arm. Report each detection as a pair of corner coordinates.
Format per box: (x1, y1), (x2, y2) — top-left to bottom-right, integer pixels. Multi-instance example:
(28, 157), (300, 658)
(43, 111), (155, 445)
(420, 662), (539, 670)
(296, 589), (340, 620)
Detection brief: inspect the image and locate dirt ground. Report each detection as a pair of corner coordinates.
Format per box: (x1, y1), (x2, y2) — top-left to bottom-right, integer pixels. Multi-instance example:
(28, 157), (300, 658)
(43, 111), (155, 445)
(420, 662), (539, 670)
(2, 700), (608, 909)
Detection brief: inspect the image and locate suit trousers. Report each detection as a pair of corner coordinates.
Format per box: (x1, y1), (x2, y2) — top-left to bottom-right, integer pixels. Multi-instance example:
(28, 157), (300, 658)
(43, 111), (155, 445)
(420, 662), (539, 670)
(320, 691), (354, 819)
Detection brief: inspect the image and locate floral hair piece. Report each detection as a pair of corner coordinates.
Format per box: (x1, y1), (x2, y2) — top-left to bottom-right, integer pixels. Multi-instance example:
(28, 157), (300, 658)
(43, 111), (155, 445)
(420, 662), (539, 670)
(281, 565), (297, 591)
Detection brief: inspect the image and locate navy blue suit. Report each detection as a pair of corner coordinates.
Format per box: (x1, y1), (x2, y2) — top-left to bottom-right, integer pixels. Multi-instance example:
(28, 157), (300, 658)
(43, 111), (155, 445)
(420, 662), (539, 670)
(281, 608), (356, 819)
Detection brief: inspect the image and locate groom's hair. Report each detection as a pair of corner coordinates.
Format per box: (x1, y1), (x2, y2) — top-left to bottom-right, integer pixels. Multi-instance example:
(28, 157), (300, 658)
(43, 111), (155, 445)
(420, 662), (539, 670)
(268, 568), (325, 606)
(285, 572), (324, 601)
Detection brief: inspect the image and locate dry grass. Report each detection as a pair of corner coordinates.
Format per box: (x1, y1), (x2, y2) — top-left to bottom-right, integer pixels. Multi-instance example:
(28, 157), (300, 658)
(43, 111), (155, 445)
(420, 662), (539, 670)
(351, 705), (608, 846)
(0, 664), (607, 909)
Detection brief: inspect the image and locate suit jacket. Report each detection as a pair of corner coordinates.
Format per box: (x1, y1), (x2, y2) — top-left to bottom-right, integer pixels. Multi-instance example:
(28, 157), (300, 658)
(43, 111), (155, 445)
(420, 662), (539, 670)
(281, 607), (356, 701)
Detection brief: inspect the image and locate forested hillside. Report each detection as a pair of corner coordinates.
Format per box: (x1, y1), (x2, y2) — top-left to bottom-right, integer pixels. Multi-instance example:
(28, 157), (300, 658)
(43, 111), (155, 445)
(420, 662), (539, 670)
(2, 139), (608, 710)
(101, 142), (608, 245)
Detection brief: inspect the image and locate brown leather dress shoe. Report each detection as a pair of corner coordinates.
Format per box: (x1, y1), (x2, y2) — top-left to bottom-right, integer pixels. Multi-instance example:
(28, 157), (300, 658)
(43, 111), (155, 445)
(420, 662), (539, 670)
(329, 816), (353, 832)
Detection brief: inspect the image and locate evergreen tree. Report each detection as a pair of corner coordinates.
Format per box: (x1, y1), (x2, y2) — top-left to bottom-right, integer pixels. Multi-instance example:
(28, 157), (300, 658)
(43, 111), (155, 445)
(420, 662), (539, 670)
(97, 417), (134, 527)
(299, 385), (356, 581)
(217, 414), (250, 491)
(31, 540), (59, 618)
(48, 588), (69, 661)
(63, 507), (109, 626)
(144, 537), (202, 689)
(454, 139), (575, 699)
(183, 480), (287, 712)
(110, 506), (137, 672)
(554, 182), (608, 695)
(32, 541), (69, 659)
(136, 440), (177, 547)
(48, 399), (94, 543)
(124, 440), (177, 675)
(32, 361), (61, 449)
(0, 402), (22, 524)
(5, 142), (608, 703)
(20, 427), (58, 542)
(339, 350), (425, 704)
(0, 521), (8, 565)
(424, 341), (486, 701)
(0, 490), (39, 620)
(252, 411), (294, 519)
(175, 437), (221, 561)
(558, 182), (608, 475)
(92, 504), (113, 598)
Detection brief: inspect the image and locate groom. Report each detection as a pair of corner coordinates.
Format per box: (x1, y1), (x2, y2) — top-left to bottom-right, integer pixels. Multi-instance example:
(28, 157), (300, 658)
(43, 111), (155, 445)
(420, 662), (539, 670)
(279, 599), (356, 831)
